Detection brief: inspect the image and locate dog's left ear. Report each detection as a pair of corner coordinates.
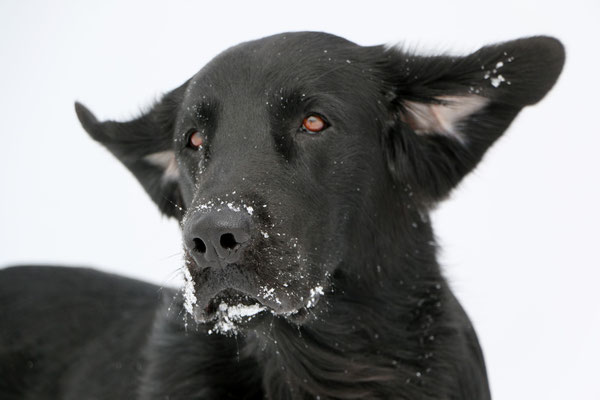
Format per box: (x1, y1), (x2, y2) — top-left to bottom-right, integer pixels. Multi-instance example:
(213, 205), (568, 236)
(75, 82), (188, 219)
(377, 36), (565, 202)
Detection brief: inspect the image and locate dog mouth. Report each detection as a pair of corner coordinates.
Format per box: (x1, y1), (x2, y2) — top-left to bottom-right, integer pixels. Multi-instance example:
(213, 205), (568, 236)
(195, 289), (268, 335)
(188, 284), (324, 335)
(182, 254), (328, 335)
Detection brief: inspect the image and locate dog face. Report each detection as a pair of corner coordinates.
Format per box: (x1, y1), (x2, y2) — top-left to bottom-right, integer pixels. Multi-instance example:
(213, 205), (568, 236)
(76, 32), (564, 334)
(172, 35), (391, 322)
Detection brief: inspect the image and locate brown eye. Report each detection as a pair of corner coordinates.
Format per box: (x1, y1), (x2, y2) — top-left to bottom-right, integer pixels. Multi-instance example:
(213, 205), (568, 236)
(188, 130), (204, 149)
(302, 115), (327, 133)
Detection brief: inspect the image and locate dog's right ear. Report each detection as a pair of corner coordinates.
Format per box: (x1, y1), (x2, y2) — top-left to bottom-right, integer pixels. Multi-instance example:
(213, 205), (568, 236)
(75, 82), (188, 219)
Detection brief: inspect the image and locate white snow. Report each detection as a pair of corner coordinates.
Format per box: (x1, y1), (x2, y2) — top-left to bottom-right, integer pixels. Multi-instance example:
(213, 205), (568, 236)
(261, 286), (275, 299)
(306, 285), (324, 308)
(208, 302), (266, 335)
(227, 202), (241, 212)
(483, 57), (512, 88)
(194, 197), (255, 216)
(182, 266), (197, 316)
(490, 74), (506, 88)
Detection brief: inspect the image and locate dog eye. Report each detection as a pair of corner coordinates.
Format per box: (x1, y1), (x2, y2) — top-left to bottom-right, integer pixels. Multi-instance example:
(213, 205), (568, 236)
(187, 130), (204, 150)
(302, 115), (328, 134)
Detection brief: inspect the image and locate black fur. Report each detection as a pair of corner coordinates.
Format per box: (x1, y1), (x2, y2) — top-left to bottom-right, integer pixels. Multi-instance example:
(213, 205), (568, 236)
(0, 32), (564, 399)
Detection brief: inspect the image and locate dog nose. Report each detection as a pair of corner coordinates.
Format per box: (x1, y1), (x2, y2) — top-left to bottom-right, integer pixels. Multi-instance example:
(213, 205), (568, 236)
(184, 210), (252, 268)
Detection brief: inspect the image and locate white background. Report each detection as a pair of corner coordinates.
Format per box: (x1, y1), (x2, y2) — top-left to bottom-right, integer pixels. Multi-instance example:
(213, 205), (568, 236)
(1, 1), (598, 399)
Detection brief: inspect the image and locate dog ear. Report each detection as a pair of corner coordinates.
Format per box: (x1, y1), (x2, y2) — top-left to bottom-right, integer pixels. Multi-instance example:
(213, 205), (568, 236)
(75, 82), (188, 219)
(377, 36), (565, 202)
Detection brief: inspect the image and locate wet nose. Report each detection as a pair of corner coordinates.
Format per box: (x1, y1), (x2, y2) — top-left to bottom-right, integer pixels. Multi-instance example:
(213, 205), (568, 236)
(184, 209), (252, 268)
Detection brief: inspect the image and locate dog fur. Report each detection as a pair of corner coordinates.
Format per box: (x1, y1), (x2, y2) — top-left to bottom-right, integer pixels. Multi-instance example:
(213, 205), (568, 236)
(0, 32), (564, 399)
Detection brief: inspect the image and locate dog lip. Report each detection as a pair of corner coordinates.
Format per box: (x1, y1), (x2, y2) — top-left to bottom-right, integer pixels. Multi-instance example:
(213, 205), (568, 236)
(193, 288), (270, 334)
(284, 307), (309, 323)
(194, 288), (265, 322)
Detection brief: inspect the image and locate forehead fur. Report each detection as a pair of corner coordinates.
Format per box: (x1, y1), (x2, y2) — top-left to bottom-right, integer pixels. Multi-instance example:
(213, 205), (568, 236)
(186, 32), (379, 96)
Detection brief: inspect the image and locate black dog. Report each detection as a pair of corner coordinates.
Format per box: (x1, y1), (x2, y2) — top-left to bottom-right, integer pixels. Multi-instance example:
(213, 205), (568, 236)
(0, 32), (564, 399)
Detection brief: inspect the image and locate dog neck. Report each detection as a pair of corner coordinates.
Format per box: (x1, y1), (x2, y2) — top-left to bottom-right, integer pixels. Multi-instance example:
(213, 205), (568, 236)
(244, 245), (452, 399)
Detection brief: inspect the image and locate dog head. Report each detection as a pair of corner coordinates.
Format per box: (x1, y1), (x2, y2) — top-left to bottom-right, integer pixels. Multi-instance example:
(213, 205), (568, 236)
(76, 32), (564, 334)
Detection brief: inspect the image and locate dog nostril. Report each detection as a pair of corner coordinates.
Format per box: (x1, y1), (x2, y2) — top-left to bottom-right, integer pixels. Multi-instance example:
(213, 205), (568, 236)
(220, 233), (238, 250)
(193, 238), (207, 253)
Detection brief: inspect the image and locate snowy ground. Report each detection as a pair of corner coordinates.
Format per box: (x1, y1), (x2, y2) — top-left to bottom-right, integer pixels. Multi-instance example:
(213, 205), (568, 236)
(1, 1), (599, 399)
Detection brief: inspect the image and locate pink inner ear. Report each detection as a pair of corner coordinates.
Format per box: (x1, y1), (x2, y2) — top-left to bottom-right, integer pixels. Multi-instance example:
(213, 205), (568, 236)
(145, 150), (180, 181)
(401, 95), (489, 142)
